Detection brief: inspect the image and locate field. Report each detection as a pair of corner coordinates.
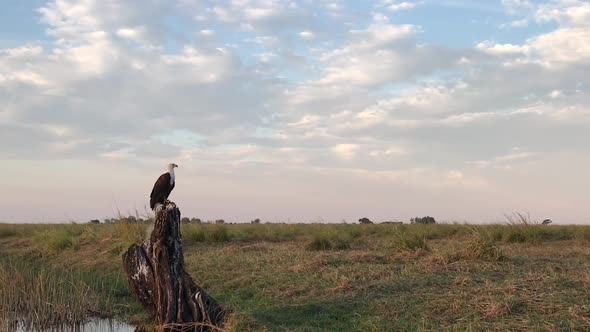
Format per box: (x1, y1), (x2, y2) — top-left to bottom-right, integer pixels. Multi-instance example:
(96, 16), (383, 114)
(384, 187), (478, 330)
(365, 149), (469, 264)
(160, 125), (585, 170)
(1, 221), (590, 331)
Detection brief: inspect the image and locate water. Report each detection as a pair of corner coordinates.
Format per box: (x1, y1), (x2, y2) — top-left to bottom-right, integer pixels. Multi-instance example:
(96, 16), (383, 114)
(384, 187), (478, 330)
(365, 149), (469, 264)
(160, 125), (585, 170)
(15, 319), (136, 332)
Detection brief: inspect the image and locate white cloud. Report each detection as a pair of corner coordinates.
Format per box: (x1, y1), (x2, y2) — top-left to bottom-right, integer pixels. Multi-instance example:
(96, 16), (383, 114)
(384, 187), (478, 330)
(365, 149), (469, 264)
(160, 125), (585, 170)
(529, 27), (590, 65)
(549, 90), (562, 99)
(160, 46), (236, 83)
(478, 1), (589, 68)
(332, 143), (359, 160)
(476, 41), (530, 55)
(299, 31), (315, 40)
(369, 146), (408, 157)
(288, 115), (321, 127)
(447, 170), (464, 179)
(287, 22), (454, 98)
(469, 151), (537, 170)
(536, 0), (590, 26)
(501, 0), (533, 15)
(388, 2), (419, 12)
(116, 27), (143, 40)
(500, 18), (529, 28)
(199, 29), (215, 36)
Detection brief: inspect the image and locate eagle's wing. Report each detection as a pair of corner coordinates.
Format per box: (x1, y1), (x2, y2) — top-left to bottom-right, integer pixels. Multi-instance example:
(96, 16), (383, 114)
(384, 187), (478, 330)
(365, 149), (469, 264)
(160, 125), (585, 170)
(150, 173), (171, 198)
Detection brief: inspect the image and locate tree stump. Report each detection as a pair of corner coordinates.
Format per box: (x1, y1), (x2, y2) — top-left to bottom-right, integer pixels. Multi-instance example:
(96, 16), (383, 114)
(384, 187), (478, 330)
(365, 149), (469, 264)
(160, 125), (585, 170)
(123, 202), (227, 331)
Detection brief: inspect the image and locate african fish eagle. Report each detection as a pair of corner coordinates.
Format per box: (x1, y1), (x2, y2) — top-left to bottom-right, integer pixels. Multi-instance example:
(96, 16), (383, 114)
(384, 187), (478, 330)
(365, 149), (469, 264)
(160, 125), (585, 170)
(150, 163), (178, 209)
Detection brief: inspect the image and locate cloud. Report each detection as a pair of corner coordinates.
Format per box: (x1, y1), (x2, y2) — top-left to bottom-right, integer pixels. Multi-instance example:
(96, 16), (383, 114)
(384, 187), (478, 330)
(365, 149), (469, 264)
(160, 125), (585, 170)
(499, 18), (529, 28)
(535, 0), (590, 26)
(469, 150), (537, 170)
(386, 1), (421, 12)
(0, 0), (287, 163)
(332, 143), (359, 160)
(299, 31), (315, 40)
(0, 0), (589, 222)
(501, 0), (533, 15)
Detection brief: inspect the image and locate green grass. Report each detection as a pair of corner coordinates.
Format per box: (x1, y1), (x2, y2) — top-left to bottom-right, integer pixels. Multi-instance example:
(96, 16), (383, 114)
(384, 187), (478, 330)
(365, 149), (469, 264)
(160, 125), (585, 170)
(1, 222), (590, 331)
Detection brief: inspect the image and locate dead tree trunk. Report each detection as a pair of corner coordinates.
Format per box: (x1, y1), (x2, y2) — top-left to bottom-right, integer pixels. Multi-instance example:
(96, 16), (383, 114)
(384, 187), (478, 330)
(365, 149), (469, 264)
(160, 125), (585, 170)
(123, 202), (227, 331)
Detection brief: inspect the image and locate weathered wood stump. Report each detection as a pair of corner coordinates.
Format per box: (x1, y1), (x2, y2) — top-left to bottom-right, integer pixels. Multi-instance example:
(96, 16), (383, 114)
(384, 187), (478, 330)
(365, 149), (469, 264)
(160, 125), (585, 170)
(123, 202), (227, 331)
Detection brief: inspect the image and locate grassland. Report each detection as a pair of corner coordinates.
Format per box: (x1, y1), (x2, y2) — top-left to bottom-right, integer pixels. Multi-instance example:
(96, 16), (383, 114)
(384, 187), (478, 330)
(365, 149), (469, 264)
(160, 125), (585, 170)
(1, 221), (590, 331)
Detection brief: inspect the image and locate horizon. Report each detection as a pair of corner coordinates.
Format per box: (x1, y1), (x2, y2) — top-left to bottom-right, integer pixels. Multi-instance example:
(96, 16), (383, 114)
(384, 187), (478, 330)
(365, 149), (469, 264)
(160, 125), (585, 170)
(0, 0), (589, 224)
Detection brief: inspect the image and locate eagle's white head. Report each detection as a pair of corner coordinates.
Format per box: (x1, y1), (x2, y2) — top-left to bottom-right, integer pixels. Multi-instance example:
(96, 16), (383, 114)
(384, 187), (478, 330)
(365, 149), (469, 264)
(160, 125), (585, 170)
(167, 163), (178, 185)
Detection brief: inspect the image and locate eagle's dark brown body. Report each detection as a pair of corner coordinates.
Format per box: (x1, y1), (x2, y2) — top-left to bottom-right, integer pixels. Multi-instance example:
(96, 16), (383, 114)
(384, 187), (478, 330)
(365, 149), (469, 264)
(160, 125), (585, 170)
(150, 172), (175, 209)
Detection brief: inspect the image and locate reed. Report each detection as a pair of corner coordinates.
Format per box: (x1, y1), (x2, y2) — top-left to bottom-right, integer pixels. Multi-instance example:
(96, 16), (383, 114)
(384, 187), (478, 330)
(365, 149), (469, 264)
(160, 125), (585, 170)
(0, 257), (115, 331)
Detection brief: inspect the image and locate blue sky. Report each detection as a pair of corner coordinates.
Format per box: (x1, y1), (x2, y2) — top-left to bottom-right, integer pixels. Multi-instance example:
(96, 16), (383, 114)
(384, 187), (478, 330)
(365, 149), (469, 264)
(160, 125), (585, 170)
(0, 1), (556, 49)
(0, 0), (588, 223)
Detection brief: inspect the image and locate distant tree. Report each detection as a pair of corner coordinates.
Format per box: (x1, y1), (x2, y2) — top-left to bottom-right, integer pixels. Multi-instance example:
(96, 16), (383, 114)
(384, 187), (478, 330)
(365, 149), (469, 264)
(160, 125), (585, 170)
(215, 219), (225, 224)
(125, 216), (138, 223)
(410, 216), (436, 224)
(191, 218), (202, 224)
(542, 219), (552, 225)
(358, 217), (373, 224)
(89, 219), (100, 224)
(181, 217), (191, 224)
(251, 218), (261, 224)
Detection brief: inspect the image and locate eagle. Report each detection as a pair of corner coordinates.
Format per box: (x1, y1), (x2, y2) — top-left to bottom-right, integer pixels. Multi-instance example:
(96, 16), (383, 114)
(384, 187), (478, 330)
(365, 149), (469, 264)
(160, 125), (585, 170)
(150, 163), (178, 209)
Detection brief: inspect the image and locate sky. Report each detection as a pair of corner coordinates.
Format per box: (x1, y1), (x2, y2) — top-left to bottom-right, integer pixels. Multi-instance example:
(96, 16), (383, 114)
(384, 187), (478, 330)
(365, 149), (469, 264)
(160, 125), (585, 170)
(0, 0), (588, 224)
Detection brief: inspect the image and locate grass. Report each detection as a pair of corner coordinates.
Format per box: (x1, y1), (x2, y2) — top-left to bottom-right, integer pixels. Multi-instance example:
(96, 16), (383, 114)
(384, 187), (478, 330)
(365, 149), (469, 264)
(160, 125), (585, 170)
(1, 222), (590, 331)
(0, 257), (119, 331)
(306, 229), (354, 250)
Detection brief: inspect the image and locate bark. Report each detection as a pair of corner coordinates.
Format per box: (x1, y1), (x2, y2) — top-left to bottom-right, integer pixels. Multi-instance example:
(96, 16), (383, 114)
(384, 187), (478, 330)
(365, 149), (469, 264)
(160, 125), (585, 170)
(123, 202), (227, 331)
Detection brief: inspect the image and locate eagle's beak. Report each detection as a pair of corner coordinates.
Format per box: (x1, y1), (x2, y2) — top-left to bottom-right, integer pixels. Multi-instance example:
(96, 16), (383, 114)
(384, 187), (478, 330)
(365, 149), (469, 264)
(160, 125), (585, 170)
(174, 164), (179, 168)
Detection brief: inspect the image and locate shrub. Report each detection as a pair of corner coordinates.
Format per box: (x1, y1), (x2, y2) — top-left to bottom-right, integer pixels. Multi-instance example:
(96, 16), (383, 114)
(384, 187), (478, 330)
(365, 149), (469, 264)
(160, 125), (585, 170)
(410, 216), (436, 224)
(447, 230), (504, 261)
(573, 227), (590, 241)
(183, 225), (206, 244)
(182, 224), (230, 244)
(306, 235), (332, 250)
(35, 228), (75, 252)
(505, 231), (527, 243)
(0, 226), (17, 239)
(114, 221), (146, 244)
(504, 212), (535, 226)
(209, 224), (229, 242)
(306, 231), (352, 250)
(503, 225), (575, 244)
(389, 229), (429, 251)
(358, 217), (373, 224)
